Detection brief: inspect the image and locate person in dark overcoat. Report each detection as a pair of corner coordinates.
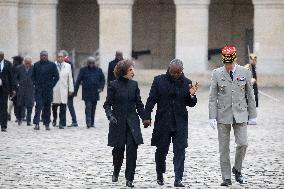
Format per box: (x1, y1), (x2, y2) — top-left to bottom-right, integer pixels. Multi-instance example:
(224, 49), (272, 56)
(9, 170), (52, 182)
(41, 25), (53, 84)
(107, 51), (123, 85)
(143, 59), (198, 187)
(74, 57), (105, 128)
(14, 56), (34, 126)
(11, 55), (23, 122)
(0, 51), (15, 132)
(103, 59), (145, 188)
(32, 51), (59, 130)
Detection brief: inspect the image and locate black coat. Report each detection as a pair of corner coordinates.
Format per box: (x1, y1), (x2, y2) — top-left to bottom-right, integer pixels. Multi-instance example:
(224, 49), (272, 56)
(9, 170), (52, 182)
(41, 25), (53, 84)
(74, 66), (105, 102)
(32, 60), (59, 103)
(107, 59), (119, 85)
(103, 78), (145, 147)
(15, 64), (34, 107)
(145, 72), (197, 149)
(0, 59), (14, 96)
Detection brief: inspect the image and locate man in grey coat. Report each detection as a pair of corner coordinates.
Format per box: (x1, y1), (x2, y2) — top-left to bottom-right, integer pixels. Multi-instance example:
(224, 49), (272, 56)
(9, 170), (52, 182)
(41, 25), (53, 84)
(209, 45), (257, 186)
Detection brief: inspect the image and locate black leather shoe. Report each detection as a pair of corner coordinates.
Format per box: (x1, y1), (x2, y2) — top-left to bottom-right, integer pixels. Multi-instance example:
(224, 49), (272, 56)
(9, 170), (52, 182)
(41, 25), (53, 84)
(157, 173), (164, 186)
(221, 179), (232, 186)
(174, 180), (185, 187)
(18, 121), (22, 126)
(34, 124), (40, 130)
(232, 167), (244, 184)
(52, 121), (57, 127)
(27, 122), (31, 126)
(7, 114), (11, 121)
(126, 180), (134, 187)
(45, 125), (50, 131)
(59, 125), (64, 129)
(112, 174), (118, 182)
(1, 128), (7, 132)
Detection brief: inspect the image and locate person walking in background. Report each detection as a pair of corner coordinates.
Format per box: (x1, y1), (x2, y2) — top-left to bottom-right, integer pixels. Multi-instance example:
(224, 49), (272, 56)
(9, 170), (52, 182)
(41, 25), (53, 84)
(32, 51), (59, 131)
(60, 50), (78, 127)
(74, 57), (105, 128)
(0, 50), (15, 132)
(107, 51), (123, 85)
(52, 52), (74, 129)
(14, 56), (34, 126)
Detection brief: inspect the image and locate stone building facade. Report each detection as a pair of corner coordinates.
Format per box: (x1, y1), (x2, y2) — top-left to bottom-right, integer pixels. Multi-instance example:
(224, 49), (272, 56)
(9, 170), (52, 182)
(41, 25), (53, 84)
(0, 0), (283, 74)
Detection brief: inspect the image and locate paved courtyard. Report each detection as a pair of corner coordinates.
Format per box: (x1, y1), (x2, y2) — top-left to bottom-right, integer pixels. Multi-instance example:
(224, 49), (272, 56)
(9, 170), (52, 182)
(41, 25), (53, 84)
(0, 86), (283, 188)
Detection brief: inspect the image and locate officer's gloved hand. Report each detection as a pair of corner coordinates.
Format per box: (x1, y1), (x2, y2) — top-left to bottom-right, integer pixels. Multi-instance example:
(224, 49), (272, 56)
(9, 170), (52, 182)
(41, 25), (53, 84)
(109, 116), (118, 126)
(209, 119), (217, 129)
(248, 118), (257, 125)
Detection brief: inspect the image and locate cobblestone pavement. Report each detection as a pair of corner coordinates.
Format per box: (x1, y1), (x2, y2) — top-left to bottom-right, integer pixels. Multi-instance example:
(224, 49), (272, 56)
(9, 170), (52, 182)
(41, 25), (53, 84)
(0, 86), (283, 189)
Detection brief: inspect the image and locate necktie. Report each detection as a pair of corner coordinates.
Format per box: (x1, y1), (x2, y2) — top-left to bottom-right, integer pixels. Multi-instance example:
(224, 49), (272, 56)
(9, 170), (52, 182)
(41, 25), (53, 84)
(230, 71), (233, 81)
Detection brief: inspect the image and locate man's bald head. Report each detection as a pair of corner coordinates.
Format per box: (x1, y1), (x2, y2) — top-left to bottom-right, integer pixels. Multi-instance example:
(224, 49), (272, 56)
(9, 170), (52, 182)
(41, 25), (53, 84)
(40, 51), (48, 61)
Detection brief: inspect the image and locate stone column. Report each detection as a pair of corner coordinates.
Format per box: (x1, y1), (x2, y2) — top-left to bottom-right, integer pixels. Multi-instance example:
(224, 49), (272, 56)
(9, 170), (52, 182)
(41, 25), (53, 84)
(18, 0), (58, 61)
(97, 0), (134, 72)
(0, 0), (19, 60)
(174, 0), (210, 74)
(253, 0), (284, 74)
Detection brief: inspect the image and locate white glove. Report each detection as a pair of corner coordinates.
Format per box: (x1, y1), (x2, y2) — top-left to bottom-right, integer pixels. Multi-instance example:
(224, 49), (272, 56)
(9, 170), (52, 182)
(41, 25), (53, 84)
(251, 78), (256, 85)
(209, 119), (217, 129)
(0, 78), (2, 86)
(248, 118), (257, 125)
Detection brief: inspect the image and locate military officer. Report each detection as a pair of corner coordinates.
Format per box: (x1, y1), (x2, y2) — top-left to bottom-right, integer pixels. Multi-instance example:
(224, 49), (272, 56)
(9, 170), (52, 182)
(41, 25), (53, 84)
(209, 45), (257, 186)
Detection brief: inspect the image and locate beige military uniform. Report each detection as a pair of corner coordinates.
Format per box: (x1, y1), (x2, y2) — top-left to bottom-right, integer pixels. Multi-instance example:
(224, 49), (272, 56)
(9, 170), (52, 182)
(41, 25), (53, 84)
(209, 64), (257, 180)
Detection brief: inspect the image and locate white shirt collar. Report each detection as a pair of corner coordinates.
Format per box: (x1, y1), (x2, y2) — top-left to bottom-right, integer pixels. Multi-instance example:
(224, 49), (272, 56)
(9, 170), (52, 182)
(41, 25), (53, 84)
(0, 59), (4, 71)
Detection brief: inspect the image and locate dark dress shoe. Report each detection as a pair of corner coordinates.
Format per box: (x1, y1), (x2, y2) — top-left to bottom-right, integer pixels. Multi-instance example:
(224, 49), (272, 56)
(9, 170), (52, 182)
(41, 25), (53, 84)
(232, 167), (244, 184)
(34, 125), (40, 130)
(27, 122), (31, 126)
(18, 121), (22, 126)
(8, 114), (11, 121)
(45, 125), (50, 131)
(52, 121), (57, 127)
(221, 179), (232, 186)
(157, 173), (164, 186)
(112, 175), (118, 182)
(1, 128), (7, 132)
(87, 125), (91, 129)
(174, 180), (185, 187)
(68, 122), (78, 127)
(126, 180), (134, 187)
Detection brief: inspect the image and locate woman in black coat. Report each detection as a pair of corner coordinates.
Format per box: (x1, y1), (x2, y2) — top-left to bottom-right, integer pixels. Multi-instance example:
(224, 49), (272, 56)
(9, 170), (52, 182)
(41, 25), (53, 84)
(103, 59), (145, 187)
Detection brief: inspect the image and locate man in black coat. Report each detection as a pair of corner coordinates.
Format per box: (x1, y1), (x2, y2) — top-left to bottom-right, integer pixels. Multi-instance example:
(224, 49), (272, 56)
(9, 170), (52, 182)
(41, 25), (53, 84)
(144, 59), (198, 187)
(0, 51), (15, 132)
(74, 57), (105, 128)
(11, 55), (23, 122)
(107, 51), (123, 85)
(15, 56), (34, 126)
(32, 51), (59, 130)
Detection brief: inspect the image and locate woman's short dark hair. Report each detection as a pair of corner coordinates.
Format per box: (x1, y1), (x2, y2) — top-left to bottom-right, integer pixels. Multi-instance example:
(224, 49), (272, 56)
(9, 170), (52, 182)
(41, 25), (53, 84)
(114, 59), (134, 79)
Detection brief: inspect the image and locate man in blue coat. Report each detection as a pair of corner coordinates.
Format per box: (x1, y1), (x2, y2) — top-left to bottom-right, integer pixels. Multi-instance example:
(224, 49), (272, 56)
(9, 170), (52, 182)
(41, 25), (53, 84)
(74, 57), (105, 128)
(144, 59), (198, 187)
(32, 51), (59, 130)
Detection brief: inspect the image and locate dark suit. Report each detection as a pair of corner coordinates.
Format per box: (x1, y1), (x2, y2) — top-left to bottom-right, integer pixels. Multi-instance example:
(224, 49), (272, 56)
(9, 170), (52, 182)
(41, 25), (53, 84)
(145, 72), (197, 181)
(15, 64), (34, 123)
(107, 59), (119, 85)
(103, 77), (145, 181)
(0, 59), (14, 129)
(32, 60), (59, 126)
(251, 64), (258, 107)
(74, 66), (105, 126)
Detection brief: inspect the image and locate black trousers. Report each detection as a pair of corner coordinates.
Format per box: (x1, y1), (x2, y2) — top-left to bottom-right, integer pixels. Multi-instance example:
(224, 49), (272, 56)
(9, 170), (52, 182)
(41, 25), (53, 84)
(155, 131), (186, 181)
(18, 106), (32, 123)
(0, 92), (8, 129)
(52, 103), (67, 126)
(33, 97), (51, 126)
(84, 101), (97, 126)
(112, 126), (138, 181)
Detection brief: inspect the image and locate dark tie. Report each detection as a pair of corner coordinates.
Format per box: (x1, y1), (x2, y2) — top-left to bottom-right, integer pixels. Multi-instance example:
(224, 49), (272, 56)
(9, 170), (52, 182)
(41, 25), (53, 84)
(229, 71), (233, 81)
